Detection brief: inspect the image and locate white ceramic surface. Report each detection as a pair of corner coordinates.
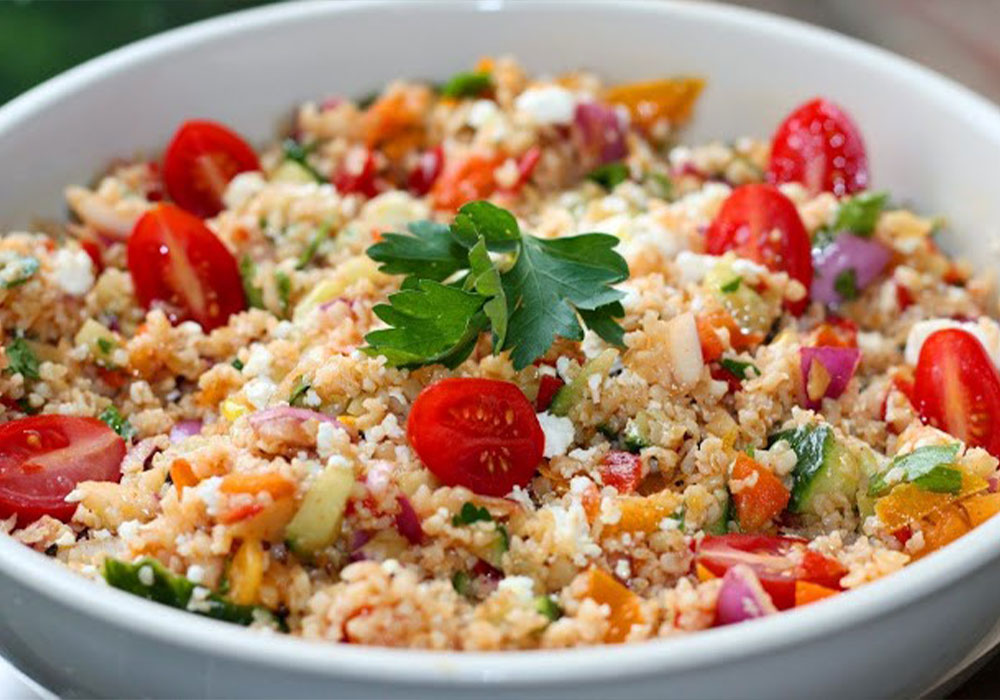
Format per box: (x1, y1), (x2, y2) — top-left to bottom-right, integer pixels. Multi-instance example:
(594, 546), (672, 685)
(2, 1), (1000, 698)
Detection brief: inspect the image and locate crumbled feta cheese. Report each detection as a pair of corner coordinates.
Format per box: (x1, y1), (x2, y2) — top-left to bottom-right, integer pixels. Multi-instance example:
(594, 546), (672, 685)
(514, 85), (577, 125)
(497, 575), (535, 602)
(569, 475), (594, 495)
(138, 564), (155, 587)
(468, 99), (503, 132)
(904, 317), (1000, 367)
(614, 559), (631, 580)
(186, 565), (205, 584)
(244, 377), (277, 409)
(117, 519), (140, 541)
(242, 344), (272, 378)
(187, 585), (213, 613)
(51, 248), (94, 296)
(316, 421), (338, 457)
(196, 476), (223, 516)
(223, 171), (266, 210)
(537, 412), (575, 458)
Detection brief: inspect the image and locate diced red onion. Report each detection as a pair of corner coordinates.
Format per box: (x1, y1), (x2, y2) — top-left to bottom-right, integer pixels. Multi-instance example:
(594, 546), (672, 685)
(249, 407), (344, 447)
(715, 564), (777, 626)
(395, 495), (424, 545)
(123, 438), (162, 472)
(811, 234), (891, 306)
(349, 530), (373, 563)
(169, 419), (203, 443)
(574, 101), (628, 165)
(800, 346), (861, 410)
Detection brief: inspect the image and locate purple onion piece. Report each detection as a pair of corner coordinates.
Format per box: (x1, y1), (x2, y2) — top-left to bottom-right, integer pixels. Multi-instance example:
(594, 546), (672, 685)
(248, 406), (341, 429)
(169, 419), (203, 444)
(715, 564), (777, 626)
(800, 346), (862, 410)
(811, 233), (891, 306)
(395, 495), (424, 545)
(574, 101), (628, 165)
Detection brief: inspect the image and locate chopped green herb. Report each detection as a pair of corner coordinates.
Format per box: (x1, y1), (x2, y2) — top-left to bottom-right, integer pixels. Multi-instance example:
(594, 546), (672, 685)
(720, 276), (742, 293)
(451, 570), (472, 597)
(296, 224), (331, 270)
(719, 357), (759, 381)
(0, 254), (40, 289)
(534, 595), (563, 622)
(16, 397), (39, 415)
(497, 524), (510, 552)
(231, 358), (244, 371)
(586, 162), (629, 190)
(833, 191), (889, 236)
(99, 405), (136, 440)
(5, 338), (39, 380)
(811, 226), (837, 252)
(239, 256), (265, 309)
(868, 443), (962, 497)
(288, 375), (311, 407)
(97, 337), (114, 354)
(647, 172), (674, 200)
(276, 271), (292, 316)
(280, 138), (328, 183)
(364, 201), (628, 370)
(103, 557), (284, 630)
(834, 268), (858, 301)
(452, 502), (492, 527)
(439, 71), (492, 99)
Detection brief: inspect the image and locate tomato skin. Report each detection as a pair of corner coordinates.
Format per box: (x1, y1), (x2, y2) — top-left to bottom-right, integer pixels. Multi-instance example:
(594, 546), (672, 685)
(127, 203), (246, 331)
(0, 415), (125, 524)
(534, 374), (564, 412)
(601, 451), (643, 494)
(696, 533), (846, 609)
(767, 98), (868, 196)
(407, 146), (444, 196)
(162, 120), (259, 218)
(705, 183), (813, 315)
(334, 148), (380, 198)
(407, 378), (544, 497)
(914, 329), (1000, 458)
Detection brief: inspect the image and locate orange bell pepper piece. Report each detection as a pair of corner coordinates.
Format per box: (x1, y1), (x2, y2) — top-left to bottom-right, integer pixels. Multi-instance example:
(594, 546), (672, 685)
(604, 77), (705, 131)
(430, 153), (504, 211)
(602, 490), (681, 537)
(220, 472), (297, 500)
(961, 491), (1000, 527)
(730, 454), (790, 532)
(170, 458), (199, 495)
(794, 580), (839, 607)
(580, 567), (644, 643)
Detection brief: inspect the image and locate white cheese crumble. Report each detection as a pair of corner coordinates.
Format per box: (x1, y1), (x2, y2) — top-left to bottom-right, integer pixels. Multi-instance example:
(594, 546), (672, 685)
(223, 171), (266, 210)
(316, 421), (338, 457)
(903, 317), (1000, 367)
(196, 476), (224, 516)
(497, 575), (536, 602)
(51, 248), (95, 296)
(536, 412), (575, 458)
(244, 377), (277, 409)
(242, 344), (272, 378)
(514, 86), (577, 125)
(138, 564), (155, 587)
(186, 565), (205, 584)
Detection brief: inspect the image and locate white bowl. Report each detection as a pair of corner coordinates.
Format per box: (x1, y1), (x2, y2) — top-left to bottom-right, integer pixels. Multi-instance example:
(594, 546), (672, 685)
(3, 1), (1000, 697)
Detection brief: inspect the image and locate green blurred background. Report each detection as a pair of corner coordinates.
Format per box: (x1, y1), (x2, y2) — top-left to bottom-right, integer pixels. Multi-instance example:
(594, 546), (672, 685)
(0, 0), (276, 105)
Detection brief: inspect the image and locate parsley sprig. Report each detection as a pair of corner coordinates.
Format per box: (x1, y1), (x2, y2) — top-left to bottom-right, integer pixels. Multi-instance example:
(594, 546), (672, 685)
(364, 201), (629, 370)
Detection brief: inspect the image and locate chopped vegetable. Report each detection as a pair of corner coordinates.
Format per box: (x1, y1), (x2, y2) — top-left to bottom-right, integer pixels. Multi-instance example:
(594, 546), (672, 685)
(5, 337), (39, 380)
(103, 557), (282, 629)
(586, 162), (629, 190)
(769, 424), (861, 515)
(601, 451), (642, 494)
(275, 271), (291, 316)
(719, 276), (742, 293)
(579, 567), (644, 643)
(715, 564), (776, 625)
(280, 138), (328, 183)
(811, 233), (889, 306)
(98, 405), (136, 441)
(719, 357), (758, 382)
(794, 580), (839, 607)
(239, 255), (265, 310)
(535, 595), (563, 622)
(0, 254), (39, 289)
(288, 376), (311, 407)
(284, 461), (354, 558)
(868, 444), (961, 497)
(604, 77), (705, 132)
(574, 101), (627, 166)
(296, 224), (331, 270)
(439, 71), (492, 99)
(730, 453), (790, 532)
(799, 346), (861, 409)
(549, 349), (619, 417)
(832, 191), (888, 235)
(452, 502), (493, 526)
(365, 201), (628, 370)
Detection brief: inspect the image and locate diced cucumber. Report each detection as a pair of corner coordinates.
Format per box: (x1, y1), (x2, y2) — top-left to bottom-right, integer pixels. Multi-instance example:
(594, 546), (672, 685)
(705, 260), (777, 336)
(293, 256), (381, 320)
(623, 411), (651, 453)
(74, 318), (119, 367)
(272, 160), (318, 185)
(549, 349), (618, 417)
(285, 462), (354, 558)
(479, 525), (509, 570)
(768, 424), (861, 515)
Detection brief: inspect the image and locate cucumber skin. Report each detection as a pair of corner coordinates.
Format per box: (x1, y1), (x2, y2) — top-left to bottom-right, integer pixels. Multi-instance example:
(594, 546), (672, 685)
(548, 349), (618, 417)
(769, 425), (834, 513)
(285, 464), (354, 558)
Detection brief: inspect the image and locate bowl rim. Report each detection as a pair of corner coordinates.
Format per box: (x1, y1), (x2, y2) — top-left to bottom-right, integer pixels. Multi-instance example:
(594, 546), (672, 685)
(3, 0), (1000, 687)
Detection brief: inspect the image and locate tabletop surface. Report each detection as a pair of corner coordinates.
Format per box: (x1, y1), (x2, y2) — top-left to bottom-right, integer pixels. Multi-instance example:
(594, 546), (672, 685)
(1, 0), (999, 697)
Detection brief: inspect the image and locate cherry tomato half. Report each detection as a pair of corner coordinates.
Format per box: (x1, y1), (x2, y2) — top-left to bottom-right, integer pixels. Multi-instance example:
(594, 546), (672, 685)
(767, 98), (868, 197)
(407, 378), (544, 497)
(914, 328), (1000, 458)
(706, 183), (813, 315)
(127, 203), (246, 331)
(0, 415), (125, 524)
(601, 451), (642, 494)
(163, 120), (260, 218)
(696, 534), (846, 609)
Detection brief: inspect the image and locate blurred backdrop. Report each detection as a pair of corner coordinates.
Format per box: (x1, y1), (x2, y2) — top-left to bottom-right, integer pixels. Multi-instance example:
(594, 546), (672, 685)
(1, 0), (999, 105)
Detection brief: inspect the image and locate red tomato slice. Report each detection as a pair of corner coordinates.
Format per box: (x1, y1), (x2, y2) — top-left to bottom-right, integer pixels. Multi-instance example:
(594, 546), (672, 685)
(696, 534), (846, 609)
(162, 120), (260, 218)
(914, 328), (1000, 458)
(0, 415), (125, 524)
(407, 378), (544, 497)
(407, 145), (444, 196)
(705, 183), (813, 315)
(601, 451), (642, 494)
(534, 374), (564, 412)
(767, 98), (868, 197)
(334, 148), (380, 198)
(127, 203), (246, 331)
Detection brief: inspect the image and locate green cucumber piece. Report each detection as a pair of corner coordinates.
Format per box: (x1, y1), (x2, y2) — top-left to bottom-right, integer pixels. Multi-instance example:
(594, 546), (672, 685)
(549, 349), (618, 417)
(769, 424), (861, 515)
(285, 462), (354, 558)
(704, 491), (731, 535)
(623, 411), (651, 453)
(272, 160), (319, 185)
